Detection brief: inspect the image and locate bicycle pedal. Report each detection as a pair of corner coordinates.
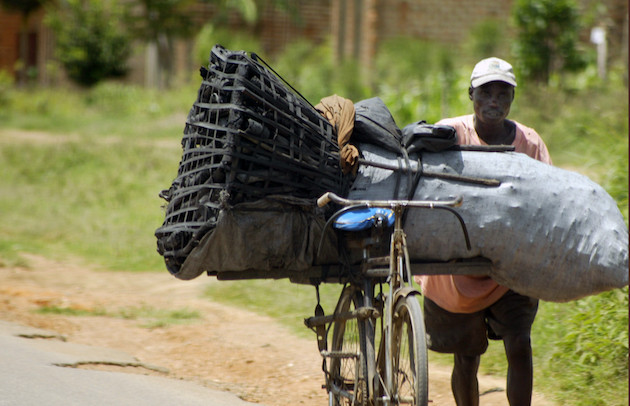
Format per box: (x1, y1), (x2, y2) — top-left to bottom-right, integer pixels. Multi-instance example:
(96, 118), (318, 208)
(315, 304), (327, 352)
(320, 350), (359, 359)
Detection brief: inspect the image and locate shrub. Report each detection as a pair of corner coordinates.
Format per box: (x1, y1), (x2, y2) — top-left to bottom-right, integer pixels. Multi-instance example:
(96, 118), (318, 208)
(193, 24), (262, 68)
(46, 0), (131, 87)
(270, 38), (370, 104)
(373, 38), (468, 125)
(512, 0), (586, 84)
(0, 70), (14, 114)
(537, 288), (629, 406)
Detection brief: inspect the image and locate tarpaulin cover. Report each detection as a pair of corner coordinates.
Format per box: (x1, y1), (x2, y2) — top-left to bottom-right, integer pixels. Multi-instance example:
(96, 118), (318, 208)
(174, 196), (339, 280)
(353, 97), (404, 153)
(348, 142), (629, 302)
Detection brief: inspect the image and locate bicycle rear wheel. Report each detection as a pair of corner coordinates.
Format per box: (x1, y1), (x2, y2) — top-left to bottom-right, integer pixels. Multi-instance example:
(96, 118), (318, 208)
(391, 294), (428, 405)
(329, 286), (368, 406)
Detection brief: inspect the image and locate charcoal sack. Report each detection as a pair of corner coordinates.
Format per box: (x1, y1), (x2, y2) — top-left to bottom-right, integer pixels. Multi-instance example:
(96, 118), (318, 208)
(349, 143), (628, 302)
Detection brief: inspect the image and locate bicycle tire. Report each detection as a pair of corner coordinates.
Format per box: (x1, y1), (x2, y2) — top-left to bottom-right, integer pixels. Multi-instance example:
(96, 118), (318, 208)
(329, 286), (368, 406)
(391, 294), (429, 405)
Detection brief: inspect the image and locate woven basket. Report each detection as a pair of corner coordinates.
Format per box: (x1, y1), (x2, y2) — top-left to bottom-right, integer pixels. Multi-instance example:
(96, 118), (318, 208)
(155, 45), (348, 275)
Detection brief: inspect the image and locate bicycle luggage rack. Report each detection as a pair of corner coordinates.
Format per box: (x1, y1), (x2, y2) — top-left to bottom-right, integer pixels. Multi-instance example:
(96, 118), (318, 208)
(254, 257), (494, 285)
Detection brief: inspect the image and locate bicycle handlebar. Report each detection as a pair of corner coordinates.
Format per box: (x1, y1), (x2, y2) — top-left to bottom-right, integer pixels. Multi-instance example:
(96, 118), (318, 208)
(317, 192), (463, 209)
(316, 192), (472, 252)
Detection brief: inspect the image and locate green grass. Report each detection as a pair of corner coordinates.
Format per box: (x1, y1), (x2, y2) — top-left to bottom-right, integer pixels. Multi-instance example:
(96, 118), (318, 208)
(36, 305), (108, 317)
(36, 304), (201, 328)
(114, 305), (202, 328)
(0, 81), (195, 271)
(533, 289), (629, 406)
(0, 139), (179, 270)
(0, 82), (194, 138)
(204, 279), (343, 339)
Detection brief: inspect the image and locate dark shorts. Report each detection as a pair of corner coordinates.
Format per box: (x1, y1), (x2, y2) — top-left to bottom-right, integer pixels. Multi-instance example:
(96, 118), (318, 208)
(423, 290), (538, 356)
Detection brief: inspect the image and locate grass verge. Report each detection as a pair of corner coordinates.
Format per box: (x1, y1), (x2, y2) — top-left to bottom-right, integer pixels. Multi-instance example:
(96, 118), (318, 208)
(36, 304), (201, 329)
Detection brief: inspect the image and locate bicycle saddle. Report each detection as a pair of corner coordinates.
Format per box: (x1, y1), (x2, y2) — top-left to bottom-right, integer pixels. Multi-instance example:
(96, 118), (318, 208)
(333, 207), (395, 231)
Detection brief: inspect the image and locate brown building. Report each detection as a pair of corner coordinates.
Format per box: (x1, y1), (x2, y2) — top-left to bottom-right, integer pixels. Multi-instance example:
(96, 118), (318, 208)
(0, 0), (627, 86)
(0, 7), (55, 85)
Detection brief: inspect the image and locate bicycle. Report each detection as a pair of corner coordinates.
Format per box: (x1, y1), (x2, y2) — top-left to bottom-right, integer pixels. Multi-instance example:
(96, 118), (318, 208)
(305, 191), (472, 406)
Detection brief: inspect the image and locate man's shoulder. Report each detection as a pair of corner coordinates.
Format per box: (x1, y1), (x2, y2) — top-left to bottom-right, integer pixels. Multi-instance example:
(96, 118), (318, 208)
(510, 120), (540, 137)
(510, 119), (553, 164)
(510, 119), (543, 140)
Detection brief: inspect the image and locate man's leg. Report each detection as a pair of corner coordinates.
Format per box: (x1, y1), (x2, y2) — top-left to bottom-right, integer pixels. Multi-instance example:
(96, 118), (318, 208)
(423, 297), (488, 406)
(452, 353), (480, 406)
(503, 332), (533, 406)
(487, 290), (537, 406)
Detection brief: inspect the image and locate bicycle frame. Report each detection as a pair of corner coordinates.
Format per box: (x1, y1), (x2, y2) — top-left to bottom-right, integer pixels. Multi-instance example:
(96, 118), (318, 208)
(308, 192), (465, 406)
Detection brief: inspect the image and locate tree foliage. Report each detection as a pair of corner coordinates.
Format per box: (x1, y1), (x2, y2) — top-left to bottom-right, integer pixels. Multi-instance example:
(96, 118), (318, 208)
(512, 0), (586, 84)
(0, 0), (46, 14)
(204, 0), (300, 25)
(124, 0), (198, 88)
(46, 0), (131, 87)
(125, 0), (196, 41)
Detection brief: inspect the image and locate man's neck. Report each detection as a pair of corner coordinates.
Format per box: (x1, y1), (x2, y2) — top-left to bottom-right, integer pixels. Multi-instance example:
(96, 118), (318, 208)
(474, 117), (515, 145)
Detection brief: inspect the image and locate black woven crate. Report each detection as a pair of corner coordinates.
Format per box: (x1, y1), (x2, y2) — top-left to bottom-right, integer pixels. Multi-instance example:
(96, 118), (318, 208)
(155, 45), (348, 275)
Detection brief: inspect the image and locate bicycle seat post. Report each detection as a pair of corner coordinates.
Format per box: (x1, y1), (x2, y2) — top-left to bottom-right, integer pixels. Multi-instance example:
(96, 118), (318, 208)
(388, 205), (403, 283)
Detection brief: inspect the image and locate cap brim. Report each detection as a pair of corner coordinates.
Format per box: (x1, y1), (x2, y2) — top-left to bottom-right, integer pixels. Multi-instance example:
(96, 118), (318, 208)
(471, 74), (517, 88)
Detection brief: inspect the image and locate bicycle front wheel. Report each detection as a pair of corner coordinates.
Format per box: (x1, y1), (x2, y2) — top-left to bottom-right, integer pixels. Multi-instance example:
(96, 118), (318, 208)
(391, 294), (428, 405)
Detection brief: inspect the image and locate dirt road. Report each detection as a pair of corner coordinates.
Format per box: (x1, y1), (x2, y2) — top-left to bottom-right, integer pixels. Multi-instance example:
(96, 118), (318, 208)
(0, 254), (554, 405)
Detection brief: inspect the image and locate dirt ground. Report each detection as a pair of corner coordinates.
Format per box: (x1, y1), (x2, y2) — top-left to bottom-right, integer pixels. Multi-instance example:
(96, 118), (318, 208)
(0, 254), (554, 405)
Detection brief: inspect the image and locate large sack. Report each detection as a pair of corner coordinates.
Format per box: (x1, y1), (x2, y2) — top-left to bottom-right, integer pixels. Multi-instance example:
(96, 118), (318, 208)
(349, 143), (628, 302)
(174, 196), (339, 280)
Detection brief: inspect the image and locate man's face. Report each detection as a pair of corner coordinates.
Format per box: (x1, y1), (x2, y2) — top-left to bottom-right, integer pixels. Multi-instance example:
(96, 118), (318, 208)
(470, 81), (515, 124)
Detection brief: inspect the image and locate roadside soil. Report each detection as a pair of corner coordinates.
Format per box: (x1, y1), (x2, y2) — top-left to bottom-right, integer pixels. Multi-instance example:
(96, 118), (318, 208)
(0, 254), (554, 405)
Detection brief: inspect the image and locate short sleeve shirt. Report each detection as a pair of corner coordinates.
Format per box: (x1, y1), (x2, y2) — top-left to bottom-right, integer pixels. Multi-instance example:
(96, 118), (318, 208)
(416, 114), (552, 313)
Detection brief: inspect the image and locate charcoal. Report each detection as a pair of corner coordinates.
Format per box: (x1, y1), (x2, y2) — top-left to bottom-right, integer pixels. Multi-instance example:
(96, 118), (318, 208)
(155, 45), (349, 276)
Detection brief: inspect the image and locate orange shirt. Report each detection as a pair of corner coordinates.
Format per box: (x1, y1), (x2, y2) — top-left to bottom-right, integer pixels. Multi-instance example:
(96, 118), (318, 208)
(416, 114), (552, 313)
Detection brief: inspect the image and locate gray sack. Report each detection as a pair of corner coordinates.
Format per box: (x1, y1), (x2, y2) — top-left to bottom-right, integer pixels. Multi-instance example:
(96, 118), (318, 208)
(349, 143), (628, 302)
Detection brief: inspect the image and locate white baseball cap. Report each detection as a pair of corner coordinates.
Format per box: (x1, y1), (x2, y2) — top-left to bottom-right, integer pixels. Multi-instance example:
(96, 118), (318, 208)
(470, 57), (517, 88)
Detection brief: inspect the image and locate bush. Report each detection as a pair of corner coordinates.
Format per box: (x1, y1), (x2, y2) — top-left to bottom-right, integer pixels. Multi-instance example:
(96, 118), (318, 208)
(271, 38), (370, 104)
(535, 288), (629, 406)
(512, 0), (586, 84)
(0, 70), (14, 115)
(373, 38), (468, 125)
(46, 0), (131, 87)
(271, 39), (333, 102)
(604, 145), (629, 222)
(193, 24), (262, 68)
(466, 18), (510, 58)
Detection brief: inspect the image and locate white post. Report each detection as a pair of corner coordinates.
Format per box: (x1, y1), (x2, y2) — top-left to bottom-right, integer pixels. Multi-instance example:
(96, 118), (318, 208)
(590, 27), (607, 80)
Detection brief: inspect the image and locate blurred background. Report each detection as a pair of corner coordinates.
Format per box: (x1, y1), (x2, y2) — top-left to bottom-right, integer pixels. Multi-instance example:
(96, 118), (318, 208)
(0, 1), (627, 405)
(1, 0), (627, 90)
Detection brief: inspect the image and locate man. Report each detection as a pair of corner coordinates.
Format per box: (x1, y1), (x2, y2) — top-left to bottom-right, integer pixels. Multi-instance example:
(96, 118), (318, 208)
(416, 57), (552, 406)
